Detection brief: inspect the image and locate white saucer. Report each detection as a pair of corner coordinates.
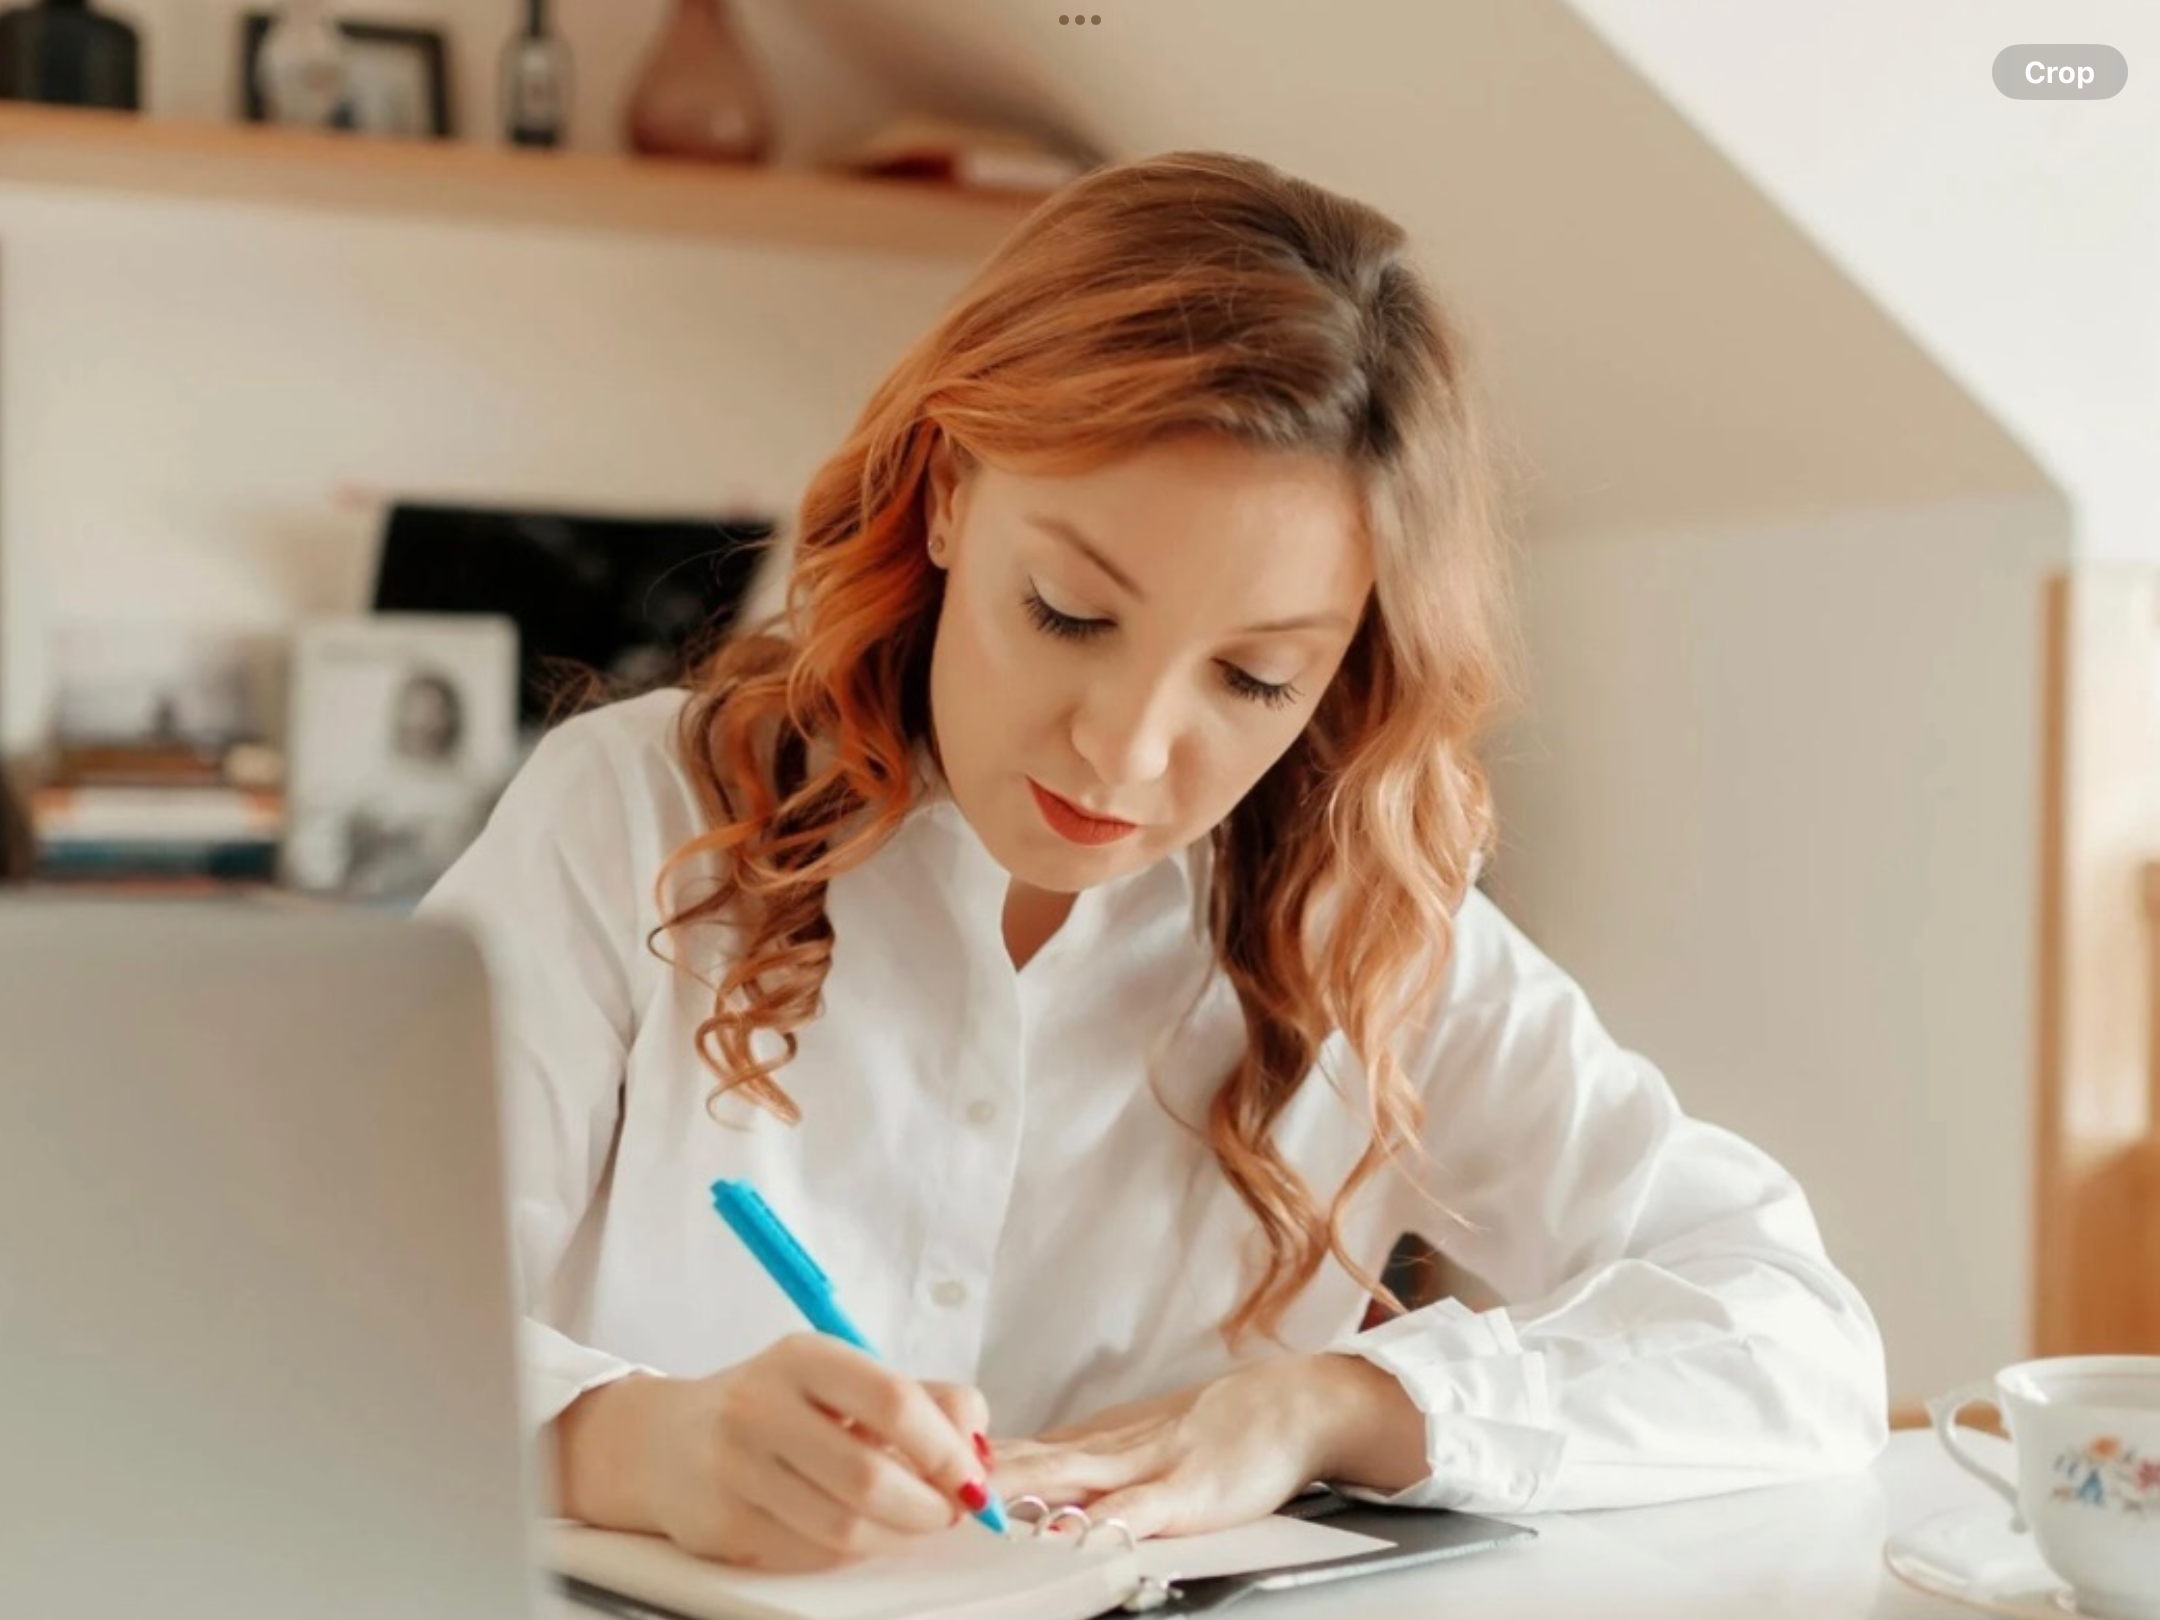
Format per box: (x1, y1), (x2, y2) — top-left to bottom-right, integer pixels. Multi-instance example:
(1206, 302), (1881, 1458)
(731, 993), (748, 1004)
(1885, 1505), (2087, 1619)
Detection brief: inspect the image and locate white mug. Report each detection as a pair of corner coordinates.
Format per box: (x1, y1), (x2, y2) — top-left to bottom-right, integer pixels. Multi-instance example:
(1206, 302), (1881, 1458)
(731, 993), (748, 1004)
(1930, 1355), (2160, 1620)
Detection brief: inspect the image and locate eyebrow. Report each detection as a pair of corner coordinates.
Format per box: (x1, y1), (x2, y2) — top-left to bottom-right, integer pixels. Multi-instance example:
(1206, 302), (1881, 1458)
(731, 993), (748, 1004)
(1028, 515), (1355, 636)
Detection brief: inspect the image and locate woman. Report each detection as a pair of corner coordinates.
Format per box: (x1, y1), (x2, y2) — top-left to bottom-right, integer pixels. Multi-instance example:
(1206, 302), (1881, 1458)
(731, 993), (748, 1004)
(335, 668), (493, 900)
(420, 150), (1886, 1574)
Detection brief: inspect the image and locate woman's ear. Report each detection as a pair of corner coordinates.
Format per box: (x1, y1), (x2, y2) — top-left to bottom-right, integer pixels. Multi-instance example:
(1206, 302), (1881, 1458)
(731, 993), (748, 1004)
(924, 431), (966, 567)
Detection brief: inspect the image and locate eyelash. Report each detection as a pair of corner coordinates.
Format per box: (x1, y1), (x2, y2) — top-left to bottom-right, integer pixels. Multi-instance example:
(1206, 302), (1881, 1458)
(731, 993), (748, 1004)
(1021, 588), (1303, 711)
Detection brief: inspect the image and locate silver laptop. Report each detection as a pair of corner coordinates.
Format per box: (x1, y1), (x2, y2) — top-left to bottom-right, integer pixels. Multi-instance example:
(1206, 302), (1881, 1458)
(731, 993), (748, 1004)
(0, 899), (546, 1620)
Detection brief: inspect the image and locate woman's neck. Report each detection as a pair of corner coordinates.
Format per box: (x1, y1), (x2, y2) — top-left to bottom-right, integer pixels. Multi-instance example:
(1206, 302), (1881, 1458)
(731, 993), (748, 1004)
(1001, 880), (1077, 972)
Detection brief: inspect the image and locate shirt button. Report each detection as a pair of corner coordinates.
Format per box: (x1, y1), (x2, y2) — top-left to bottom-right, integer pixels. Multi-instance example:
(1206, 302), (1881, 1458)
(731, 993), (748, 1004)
(964, 1098), (998, 1126)
(932, 1279), (969, 1308)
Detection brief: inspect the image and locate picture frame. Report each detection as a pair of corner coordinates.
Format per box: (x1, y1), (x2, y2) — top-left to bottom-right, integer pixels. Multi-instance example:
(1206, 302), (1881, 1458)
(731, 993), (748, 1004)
(238, 13), (454, 139)
(282, 614), (518, 903)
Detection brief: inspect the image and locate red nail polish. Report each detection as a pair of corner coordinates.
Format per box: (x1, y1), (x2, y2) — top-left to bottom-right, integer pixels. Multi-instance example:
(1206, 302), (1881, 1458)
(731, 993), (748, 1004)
(959, 1479), (989, 1512)
(973, 1432), (994, 1467)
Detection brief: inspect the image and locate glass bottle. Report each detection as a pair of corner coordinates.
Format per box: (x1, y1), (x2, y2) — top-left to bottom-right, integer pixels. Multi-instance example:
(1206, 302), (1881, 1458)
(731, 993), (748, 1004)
(253, 0), (349, 129)
(623, 0), (772, 164)
(501, 0), (570, 148)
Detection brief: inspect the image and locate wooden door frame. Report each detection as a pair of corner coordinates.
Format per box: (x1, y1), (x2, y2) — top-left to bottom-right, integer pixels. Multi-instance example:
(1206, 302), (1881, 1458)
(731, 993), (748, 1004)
(2034, 571), (2160, 1358)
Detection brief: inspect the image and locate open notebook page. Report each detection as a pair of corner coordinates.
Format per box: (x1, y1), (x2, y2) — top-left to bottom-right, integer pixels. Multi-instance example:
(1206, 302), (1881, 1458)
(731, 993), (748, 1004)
(554, 1512), (1393, 1620)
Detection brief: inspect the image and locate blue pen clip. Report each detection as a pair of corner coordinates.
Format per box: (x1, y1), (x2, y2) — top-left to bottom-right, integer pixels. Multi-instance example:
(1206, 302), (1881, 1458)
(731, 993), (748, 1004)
(710, 1178), (1009, 1535)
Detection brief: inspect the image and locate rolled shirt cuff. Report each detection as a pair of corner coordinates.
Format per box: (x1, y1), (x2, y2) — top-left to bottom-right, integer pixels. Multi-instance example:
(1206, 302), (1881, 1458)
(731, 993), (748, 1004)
(1326, 1299), (1568, 1513)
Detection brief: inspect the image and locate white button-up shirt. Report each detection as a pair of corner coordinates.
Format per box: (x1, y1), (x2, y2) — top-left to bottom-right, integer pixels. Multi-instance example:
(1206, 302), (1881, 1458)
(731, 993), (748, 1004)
(418, 690), (1887, 1516)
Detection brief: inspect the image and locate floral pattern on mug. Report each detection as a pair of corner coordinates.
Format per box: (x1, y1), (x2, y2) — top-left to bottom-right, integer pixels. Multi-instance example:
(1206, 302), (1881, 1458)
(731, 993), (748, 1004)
(2052, 1437), (2160, 1515)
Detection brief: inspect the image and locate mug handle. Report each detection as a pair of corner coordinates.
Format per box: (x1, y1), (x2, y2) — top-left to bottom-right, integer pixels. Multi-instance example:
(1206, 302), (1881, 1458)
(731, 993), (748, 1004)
(1927, 1381), (2024, 1532)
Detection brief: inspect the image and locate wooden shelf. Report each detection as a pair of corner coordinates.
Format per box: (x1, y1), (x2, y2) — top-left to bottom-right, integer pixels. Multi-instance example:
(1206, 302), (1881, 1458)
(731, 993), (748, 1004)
(0, 104), (1041, 261)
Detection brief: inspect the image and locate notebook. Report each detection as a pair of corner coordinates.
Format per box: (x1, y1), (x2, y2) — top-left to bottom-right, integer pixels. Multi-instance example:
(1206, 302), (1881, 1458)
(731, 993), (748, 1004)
(553, 1493), (1536, 1619)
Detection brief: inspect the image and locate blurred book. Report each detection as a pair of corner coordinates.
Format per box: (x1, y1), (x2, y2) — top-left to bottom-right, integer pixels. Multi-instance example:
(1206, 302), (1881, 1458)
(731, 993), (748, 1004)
(32, 783), (285, 844)
(45, 739), (227, 787)
(31, 840), (282, 886)
(36, 622), (287, 891)
(826, 117), (1094, 194)
(44, 740), (282, 790)
(28, 773), (285, 890)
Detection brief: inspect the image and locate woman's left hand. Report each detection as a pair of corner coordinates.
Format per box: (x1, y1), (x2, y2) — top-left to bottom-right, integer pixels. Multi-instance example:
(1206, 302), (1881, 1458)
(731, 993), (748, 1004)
(989, 1353), (1397, 1541)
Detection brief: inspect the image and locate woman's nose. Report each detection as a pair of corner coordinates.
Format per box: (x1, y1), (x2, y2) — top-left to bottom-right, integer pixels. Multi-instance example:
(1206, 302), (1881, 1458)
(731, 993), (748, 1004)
(1068, 672), (1179, 788)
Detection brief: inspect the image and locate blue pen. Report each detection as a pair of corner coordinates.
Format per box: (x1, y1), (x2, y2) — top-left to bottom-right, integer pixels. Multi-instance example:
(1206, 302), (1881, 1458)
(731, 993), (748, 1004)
(710, 1178), (1010, 1536)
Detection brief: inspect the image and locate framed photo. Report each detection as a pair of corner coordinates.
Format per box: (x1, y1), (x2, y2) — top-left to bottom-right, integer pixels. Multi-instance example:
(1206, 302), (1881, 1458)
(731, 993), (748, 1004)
(238, 13), (453, 139)
(282, 614), (517, 903)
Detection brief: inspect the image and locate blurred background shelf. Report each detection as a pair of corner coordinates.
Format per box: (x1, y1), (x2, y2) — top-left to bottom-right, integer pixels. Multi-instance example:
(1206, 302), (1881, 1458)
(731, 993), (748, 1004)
(0, 103), (1041, 260)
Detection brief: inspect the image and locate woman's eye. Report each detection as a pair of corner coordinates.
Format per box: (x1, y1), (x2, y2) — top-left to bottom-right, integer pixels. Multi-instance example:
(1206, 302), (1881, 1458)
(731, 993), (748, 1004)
(1222, 665), (1301, 710)
(1022, 587), (1109, 641)
(1024, 584), (1300, 711)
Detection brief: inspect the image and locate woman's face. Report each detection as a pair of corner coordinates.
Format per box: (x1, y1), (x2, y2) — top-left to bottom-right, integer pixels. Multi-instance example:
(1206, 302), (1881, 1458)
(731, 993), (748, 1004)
(925, 433), (1372, 894)
(392, 678), (459, 762)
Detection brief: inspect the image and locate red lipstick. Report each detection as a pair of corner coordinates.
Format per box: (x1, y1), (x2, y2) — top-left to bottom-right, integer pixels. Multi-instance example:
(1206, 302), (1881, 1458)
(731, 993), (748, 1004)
(1027, 779), (1139, 846)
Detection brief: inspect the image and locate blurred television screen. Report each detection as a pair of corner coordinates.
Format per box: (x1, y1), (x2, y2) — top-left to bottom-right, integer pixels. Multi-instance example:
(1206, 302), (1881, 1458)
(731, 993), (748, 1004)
(369, 501), (775, 729)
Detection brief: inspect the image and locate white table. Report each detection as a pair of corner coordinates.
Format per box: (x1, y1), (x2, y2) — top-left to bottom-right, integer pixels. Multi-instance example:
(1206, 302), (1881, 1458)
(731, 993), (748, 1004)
(552, 1430), (2003, 1619)
(1252, 1428), (1999, 1618)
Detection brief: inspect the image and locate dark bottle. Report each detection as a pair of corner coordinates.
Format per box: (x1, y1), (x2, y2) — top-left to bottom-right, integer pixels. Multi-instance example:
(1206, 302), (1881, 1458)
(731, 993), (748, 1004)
(501, 0), (570, 148)
(0, 0), (141, 110)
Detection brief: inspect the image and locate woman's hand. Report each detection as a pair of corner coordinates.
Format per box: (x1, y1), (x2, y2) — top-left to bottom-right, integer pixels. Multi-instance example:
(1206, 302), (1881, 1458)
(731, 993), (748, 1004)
(551, 1335), (996, 1572)
(990, 1353), (1422, 1541)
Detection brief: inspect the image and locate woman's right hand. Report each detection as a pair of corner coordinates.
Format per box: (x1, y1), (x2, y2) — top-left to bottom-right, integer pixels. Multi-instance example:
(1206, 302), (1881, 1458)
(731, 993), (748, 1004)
(551, 1334), (995, 1572)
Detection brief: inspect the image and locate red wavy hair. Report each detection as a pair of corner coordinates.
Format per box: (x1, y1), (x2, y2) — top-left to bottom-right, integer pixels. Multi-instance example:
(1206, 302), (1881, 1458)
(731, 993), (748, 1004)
(656, 149), (1517, 1345)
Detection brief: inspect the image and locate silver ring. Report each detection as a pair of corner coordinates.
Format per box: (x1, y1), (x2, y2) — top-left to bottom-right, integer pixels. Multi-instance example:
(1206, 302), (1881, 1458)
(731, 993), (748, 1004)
(1035, 1504), (1093, 1539)
(1078, 1515), (1136, 1553)
(1010, 1494), (1050, 1525)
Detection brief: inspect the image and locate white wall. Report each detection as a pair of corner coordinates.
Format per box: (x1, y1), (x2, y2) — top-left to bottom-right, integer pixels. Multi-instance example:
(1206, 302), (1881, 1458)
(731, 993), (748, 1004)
(0, 186), (970, 749)
(1567, 0), (2160, 561)
(1485, 491), (2068, 1398)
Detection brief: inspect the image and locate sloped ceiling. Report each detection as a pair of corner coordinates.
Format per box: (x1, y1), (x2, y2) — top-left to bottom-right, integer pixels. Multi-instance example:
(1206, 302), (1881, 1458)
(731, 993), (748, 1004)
(1563, 0), (2151, 559)
(773, 0), (2056, 539)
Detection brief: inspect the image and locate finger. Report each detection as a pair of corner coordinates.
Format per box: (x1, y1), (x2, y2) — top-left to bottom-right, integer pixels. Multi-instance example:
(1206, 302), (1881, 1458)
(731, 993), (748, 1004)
(791, 1340), (985, 1503)
(776, 1404), (968, 1536)
(1007, 1416), (1158, 1465)
(987, 1435), (1050, 1464)
(1034, 1413), (1115, 1445)
(1037, 1390), (1180, 1442)
(992, 1435), (1174, 1506)
(757, 1451), (928, 1562)
(922, 1380), (993, 1470)
(1079, 1482), (1188, 1542)
(1037, 1418), (1157, 1456)
(1035, 1420), (1100, 1444)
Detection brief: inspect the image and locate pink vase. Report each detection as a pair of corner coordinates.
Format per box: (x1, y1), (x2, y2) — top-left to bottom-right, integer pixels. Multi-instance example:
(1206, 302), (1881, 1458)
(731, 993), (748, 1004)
(623, 0), (773, 163)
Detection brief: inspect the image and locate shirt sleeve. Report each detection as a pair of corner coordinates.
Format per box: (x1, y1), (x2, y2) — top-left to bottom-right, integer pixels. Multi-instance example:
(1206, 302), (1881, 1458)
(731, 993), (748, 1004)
(415, 713), (667, 1432)
(1327, 889), (1889, 1514)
